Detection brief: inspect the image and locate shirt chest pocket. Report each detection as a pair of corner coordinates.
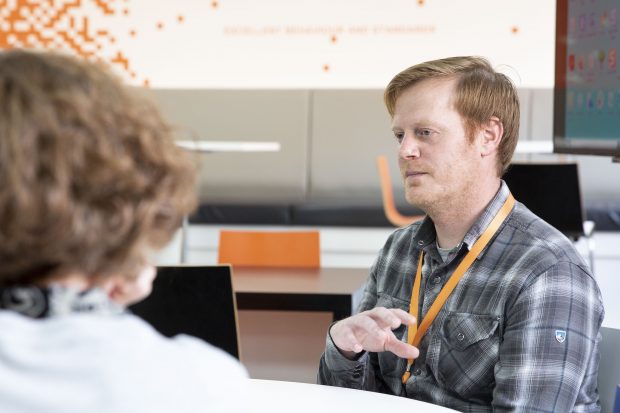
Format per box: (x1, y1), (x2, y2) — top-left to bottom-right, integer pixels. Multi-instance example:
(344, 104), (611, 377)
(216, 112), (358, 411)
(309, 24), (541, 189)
(433, 312), (501, 401)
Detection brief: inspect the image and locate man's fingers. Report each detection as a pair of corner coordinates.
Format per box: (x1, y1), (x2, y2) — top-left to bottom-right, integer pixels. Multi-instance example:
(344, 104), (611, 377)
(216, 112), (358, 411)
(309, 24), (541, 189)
(367, 307), (412, 330)
(384, 334), (419, 359)
(389, 308), (417, 326)
(366, 307), (399, 329)
(356, 314), (390, 343)
(332, 309), (417, 356)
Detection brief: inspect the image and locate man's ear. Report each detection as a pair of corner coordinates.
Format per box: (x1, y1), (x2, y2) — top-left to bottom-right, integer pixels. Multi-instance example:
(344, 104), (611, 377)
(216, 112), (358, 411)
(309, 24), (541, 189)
(96, 275), (125, 301)
(100, 267), (156, 306)
(479, 116), (504, 157)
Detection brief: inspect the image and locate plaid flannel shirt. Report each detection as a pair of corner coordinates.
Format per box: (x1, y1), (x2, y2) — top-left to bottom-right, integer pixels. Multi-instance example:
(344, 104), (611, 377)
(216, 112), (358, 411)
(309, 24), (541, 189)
(318, 181), (604, 412)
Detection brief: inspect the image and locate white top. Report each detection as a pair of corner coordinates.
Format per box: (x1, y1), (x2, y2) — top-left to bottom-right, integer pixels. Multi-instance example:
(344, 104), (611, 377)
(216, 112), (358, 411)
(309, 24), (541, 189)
(248, 379), (458, 412)
(0, 311), (249, 413)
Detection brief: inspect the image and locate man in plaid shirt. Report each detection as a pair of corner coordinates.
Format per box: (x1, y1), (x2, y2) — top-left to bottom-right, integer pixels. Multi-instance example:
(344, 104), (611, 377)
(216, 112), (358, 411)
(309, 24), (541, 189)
(318, 56), (604, 412)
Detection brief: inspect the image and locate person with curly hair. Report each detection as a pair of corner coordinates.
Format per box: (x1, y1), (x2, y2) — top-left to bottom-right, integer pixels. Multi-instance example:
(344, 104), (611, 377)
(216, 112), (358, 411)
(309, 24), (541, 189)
(0, 49), (247, 413)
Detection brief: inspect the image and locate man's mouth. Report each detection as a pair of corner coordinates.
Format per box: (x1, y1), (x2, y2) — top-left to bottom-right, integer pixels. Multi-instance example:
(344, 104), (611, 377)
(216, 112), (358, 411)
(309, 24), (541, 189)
(405, 171), (427, 178)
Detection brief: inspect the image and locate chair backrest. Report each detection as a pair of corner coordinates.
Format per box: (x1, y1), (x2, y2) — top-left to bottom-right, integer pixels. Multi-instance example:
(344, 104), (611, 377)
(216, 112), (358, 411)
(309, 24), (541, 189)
(376, 155), (424, 228)
(129, 265), (240, 359)
(598, 326), (620, 413)
(502, 162), (585, 239)
(218, 230), (320, 268)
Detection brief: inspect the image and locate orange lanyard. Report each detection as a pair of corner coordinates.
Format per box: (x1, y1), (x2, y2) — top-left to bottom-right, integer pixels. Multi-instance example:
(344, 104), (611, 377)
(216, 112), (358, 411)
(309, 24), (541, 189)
(401, 193), (515, 384)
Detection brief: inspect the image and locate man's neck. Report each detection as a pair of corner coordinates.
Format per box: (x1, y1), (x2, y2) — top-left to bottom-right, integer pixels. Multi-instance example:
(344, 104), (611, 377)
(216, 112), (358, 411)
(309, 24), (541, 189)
(432, 179), (501, 249)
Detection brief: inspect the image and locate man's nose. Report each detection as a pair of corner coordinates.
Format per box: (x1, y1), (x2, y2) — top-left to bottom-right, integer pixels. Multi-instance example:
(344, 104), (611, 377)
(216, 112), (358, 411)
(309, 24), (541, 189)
(398, 133), (420, 159)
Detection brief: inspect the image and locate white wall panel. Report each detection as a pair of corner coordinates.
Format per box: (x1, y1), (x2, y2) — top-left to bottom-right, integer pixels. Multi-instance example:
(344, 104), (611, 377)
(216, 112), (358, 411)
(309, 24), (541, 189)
(1, 0), (555, 88)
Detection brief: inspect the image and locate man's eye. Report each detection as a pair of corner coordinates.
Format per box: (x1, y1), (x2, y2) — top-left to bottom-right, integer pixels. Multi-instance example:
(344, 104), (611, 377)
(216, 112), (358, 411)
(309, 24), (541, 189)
(394, 133), (404, 143)
(416, 129), (433, 137)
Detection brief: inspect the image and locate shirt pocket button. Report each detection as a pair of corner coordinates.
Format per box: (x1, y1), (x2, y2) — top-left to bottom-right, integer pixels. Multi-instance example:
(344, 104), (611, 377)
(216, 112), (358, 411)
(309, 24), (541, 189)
(457, 332), (465, 341)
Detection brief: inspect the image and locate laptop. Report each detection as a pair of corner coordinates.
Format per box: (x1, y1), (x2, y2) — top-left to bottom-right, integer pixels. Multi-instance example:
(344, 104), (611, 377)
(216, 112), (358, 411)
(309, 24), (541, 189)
(129, 265), (240, 359)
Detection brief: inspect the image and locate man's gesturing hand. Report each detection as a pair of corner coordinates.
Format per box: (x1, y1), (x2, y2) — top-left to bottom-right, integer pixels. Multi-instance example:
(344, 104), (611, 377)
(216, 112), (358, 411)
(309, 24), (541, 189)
(329, 307), (420, 360)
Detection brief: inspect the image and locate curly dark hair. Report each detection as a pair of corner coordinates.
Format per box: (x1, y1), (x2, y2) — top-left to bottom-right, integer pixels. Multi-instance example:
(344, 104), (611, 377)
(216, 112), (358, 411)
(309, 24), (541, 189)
(0, 50), (197, 286)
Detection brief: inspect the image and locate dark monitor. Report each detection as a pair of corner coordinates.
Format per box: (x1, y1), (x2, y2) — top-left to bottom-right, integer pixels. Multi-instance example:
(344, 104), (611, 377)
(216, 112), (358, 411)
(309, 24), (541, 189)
(554, 0), (620, 157)
(129, 265), (239, 359)
(503, 163), (585, 239)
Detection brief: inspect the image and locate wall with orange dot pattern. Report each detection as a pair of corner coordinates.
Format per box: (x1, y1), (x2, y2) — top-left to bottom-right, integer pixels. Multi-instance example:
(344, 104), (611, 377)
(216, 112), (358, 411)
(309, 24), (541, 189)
(0, 0), (555, 88)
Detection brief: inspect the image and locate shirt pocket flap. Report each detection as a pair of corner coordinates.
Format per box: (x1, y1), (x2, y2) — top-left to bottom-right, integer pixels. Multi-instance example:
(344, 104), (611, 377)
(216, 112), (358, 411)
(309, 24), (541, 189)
(442, 312), (500, 352)
(376, 293), (409, 339)
(376, 292), (409, 312)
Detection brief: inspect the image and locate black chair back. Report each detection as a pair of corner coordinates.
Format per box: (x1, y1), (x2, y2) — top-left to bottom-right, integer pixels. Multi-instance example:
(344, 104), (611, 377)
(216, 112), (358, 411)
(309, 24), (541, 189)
(503, 163), (585, 240)
(598, 327), (620, 413)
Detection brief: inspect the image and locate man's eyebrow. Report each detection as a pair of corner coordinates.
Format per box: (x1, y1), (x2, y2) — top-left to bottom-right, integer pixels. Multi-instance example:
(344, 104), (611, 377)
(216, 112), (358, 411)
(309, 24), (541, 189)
(391, 119), (437, 129)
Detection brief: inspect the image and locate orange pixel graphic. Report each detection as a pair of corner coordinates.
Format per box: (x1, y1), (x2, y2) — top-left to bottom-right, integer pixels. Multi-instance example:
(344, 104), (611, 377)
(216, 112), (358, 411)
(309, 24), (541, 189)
(0, 0), (140, 82)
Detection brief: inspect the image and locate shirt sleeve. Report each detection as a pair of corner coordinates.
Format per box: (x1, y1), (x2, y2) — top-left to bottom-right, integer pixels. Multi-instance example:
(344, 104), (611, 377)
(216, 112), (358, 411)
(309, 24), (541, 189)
(317, 253), (392, 393)
(492, 261), (604, 412)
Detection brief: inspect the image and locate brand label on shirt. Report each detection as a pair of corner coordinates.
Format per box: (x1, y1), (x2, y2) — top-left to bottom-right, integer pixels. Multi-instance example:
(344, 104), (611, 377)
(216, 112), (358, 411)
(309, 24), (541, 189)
(555, 330), (567, 343)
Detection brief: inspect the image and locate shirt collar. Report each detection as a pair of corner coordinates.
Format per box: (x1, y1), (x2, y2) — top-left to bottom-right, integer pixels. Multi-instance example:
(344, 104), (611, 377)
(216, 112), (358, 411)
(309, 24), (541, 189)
(411, 215), (437, 253)
(462, 180), (511, 253)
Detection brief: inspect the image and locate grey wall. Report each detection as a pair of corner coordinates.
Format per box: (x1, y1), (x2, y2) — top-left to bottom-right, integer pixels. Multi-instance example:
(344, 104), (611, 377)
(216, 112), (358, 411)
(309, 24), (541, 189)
(147, 88), (620, 206)
(149, 89), (310, 203)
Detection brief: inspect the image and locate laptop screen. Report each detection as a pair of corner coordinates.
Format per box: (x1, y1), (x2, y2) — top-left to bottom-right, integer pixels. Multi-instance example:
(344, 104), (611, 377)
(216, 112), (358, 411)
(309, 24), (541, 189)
(129, 265), (239, 359)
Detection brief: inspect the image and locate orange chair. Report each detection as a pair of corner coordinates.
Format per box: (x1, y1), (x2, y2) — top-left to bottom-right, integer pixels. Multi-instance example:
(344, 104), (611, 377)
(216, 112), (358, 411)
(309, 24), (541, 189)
(376, 155), (424, 227)
(217, 230), (320, 268)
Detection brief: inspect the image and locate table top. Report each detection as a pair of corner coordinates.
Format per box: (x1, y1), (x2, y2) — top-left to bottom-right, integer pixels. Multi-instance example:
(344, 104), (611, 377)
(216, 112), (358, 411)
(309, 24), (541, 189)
(176, 140), (281, 153)
(247, 379), (457, 412)
(231, 267), (369, 295)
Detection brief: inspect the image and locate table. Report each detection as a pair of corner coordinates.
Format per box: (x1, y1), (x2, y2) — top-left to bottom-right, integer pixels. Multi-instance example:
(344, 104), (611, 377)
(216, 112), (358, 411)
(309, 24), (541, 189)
(232, 267), (368, 321)
(247, 379), (457, 412)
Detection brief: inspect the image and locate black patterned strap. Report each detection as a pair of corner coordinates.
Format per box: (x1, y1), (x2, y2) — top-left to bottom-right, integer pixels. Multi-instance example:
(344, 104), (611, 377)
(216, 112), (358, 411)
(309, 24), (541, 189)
(0, 285), (123, 319)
